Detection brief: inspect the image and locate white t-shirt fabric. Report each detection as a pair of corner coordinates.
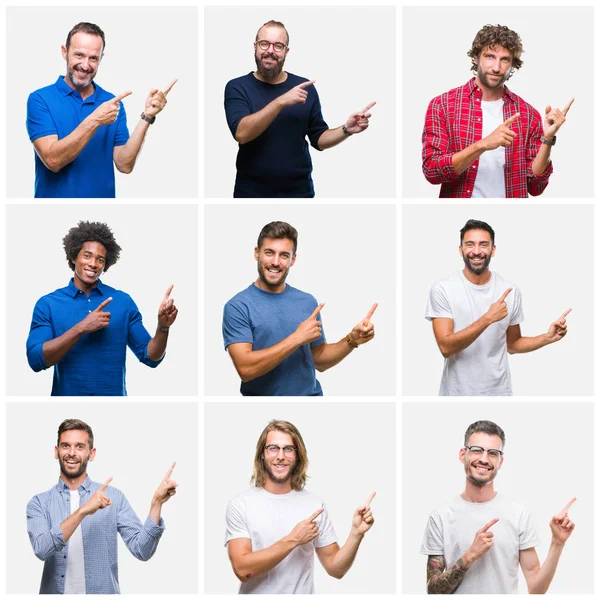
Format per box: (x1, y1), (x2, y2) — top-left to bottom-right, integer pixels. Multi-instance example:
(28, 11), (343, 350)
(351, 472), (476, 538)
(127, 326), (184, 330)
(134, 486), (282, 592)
(225, 487), (337, 594)
(473, 98), (506, 198)
(426, 271), (524, 396)
(421, 493), (539, 594)
(64, 490), (86, 594)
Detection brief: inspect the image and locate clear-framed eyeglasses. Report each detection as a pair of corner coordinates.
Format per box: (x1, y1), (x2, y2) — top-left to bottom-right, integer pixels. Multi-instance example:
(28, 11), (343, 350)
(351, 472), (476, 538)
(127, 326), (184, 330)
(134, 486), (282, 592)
(264, 444), (297, 457)
(256, 40), (287, 53)
(464, 445), (504, 459)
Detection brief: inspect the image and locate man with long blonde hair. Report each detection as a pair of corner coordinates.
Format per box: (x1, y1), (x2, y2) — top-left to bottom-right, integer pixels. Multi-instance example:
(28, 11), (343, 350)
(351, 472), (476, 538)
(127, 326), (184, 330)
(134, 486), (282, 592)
(225, 419), (375, 593)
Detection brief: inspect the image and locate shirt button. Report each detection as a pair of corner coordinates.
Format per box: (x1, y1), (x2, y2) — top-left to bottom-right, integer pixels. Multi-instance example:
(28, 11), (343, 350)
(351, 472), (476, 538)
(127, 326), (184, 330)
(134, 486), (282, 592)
(89, 310), (92, 313)
(472, 165), (476, 168)
(88, 298), (91, 302)
(478, 118), (481, 122)
(64, 556), (67, 559)
(61, 575), (64, 578)
(467, 189), (471, 193)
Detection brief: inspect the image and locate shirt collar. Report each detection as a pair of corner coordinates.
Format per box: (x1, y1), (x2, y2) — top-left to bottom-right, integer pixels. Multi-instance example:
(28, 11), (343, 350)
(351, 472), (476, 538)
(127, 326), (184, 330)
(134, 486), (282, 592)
(67, 278), (107, 298)
(54, 75), (100, 103)
(55, 475), (92, 493)
(465, 77), (516, 103)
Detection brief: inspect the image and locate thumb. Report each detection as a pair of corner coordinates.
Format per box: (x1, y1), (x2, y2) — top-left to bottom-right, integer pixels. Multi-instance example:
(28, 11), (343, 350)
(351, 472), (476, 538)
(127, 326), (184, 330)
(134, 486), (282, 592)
(545, 105), (552, 115)
(149, 88), (159, 96)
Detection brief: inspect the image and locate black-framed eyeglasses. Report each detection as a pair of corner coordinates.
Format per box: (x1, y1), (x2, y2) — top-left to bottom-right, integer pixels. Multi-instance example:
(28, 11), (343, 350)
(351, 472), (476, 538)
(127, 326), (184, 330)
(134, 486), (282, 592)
(264, 444), (297, 457)
(256, 40), (287, 52)
(464, 445), (504, 459)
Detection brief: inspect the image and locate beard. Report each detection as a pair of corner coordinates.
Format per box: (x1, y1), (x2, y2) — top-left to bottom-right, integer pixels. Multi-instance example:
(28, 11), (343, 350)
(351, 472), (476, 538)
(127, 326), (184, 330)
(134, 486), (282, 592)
(67, 64), (97, 89)
(462, 252), (492, 275)
(257, 261), (289, 289)
(477, 63), (510, 89)
(465, 461), (497, 487)
(59, 454), (90, 479)
(265, 460), (296, 485)
(254, 51), (285, 81)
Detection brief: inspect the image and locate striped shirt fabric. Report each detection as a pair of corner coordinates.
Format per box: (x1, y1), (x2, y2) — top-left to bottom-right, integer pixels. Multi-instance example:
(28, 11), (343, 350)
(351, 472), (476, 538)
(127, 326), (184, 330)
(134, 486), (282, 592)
(27, 477), (165, 594)
(422, 78), (553, 198)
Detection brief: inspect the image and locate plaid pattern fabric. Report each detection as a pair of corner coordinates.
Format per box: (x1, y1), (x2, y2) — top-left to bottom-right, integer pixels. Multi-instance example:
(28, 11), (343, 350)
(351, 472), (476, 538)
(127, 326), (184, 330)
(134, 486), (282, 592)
(27, 477), (165, 594)
(422, 78), (553, 198)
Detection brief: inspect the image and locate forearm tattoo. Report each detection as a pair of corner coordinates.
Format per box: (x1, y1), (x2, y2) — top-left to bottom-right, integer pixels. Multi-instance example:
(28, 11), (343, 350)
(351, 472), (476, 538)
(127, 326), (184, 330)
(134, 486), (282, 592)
(426, 555), (469, 594)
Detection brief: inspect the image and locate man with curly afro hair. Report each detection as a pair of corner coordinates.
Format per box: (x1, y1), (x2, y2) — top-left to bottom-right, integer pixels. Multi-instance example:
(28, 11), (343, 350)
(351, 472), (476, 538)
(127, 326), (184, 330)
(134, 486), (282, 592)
(26, 221), (178, 395)
(422, 24), (574, 198)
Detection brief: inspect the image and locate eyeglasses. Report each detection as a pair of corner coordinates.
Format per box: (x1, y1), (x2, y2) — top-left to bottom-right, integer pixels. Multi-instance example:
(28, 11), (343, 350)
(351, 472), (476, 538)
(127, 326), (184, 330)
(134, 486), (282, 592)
(264, 445), (297, 457)
(464, 445), (504, 459)
(256, 40), (287, 52)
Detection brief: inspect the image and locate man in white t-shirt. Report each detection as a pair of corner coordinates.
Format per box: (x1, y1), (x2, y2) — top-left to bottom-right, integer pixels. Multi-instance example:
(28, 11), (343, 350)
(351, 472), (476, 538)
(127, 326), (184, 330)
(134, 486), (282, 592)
(26, 419), (178, 594)
(421, 420), (576, 594)
(225, 419), (376, 593)
(426, 219), (570, 395)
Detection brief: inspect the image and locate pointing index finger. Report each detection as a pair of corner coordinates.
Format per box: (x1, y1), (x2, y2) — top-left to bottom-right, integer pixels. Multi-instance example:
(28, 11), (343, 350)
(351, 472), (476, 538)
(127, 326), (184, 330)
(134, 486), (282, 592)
(113, 90), (133, 103)
(503, 113), (520, 126)
(95, 297), (113, 312)
(298, 79), (316, 89)
(308, 507), (324, 521)
(498, 288), (513, 302)
(558, 308), (572, 320)
(361, 101), (376, 113)
(364, 491), (376, 508)
(165, 461), (176, 479)
(481, 517), (499, 532)
(163, 79), (178, 96)
(310, 302), (325, 319)
(364, 302), (378, 321)
(163, 284), (174, 302)
(562, 97), (575, 115)
(560, 497), (577, 513)
(100, 477), (113, 491)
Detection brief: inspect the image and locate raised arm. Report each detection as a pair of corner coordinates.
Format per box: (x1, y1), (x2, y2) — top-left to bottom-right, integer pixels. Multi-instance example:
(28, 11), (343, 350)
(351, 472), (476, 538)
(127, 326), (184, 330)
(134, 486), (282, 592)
(506, 309), (570, 354)
(228, 508), (324, 582)
(317, 102), (376, 150)
(146, 284), (178, 361)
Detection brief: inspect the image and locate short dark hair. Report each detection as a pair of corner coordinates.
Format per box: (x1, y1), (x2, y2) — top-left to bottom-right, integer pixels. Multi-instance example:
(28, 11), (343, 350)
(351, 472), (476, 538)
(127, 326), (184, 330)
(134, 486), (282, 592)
(460, 219), (495, 245)
(62, 221), (122, 272)
(57, 419), (94, 449)
(464, 420), (505, 448)
(257, 221), (298, 254)
(468, 24), (523, 73)
(66, 22), (106, 52)
(256, 20), (289, 46)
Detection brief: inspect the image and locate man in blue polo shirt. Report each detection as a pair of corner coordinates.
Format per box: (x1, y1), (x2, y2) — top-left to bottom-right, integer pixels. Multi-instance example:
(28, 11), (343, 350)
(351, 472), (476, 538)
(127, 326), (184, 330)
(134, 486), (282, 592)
(222, 221), (378, 395)
(26, 221), (178, 396)
(224, 20), (376, 197)
(26, 22), (176, 198)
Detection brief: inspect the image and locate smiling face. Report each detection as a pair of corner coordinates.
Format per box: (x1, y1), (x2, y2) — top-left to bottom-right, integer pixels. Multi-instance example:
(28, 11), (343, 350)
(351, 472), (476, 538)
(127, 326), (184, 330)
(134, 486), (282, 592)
(62, 31), (104, 91)
(254, 25), (289, 81)
(475, 45), (513, 90)
(263, 430), (297, 487)
(459, 432), (504, 487)
(72, 241), (106, 291)
(254, 237), (296, 293)
(55, 429), (96, 481)
(459, 229), (495, 276)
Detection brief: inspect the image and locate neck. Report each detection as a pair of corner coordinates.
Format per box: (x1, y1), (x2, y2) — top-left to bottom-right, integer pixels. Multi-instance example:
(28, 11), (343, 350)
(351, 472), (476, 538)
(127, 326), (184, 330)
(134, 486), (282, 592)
(254, 278), (286, 294)
(474, 75), (505, 101)
(462, 267), (492, 285)
(462, 479), (497, 503)
(73, 276), (99, 296)
(253, 70), (288, 85)
(63, 75), (95, 100)
(263, 480), (293, 495)
(60, 471), (87, 491)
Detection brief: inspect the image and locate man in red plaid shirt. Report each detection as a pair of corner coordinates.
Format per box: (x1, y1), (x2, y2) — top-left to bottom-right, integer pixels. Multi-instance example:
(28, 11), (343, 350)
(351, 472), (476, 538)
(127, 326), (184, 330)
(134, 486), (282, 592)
(422, 24), (574, 198)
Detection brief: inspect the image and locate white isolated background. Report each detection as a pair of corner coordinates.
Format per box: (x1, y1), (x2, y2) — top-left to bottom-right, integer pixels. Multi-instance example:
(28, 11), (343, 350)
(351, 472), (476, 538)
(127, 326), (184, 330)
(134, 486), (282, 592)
(402, 6), (593, 198)
(204, 6), (396, 198)
(402, 402), (594, 594)
(204, 203), (396, 396)
(6, 204), (198, 396)
(6, 401), (198, 594)
(6, 6), (198, 198)
(204, 401), (396, 594)
(402, 204), (593, 396)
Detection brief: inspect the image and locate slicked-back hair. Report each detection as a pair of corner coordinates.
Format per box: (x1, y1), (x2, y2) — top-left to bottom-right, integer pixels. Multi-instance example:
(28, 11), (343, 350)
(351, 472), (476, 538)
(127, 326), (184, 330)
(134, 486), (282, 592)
(464, 420), (506, 449)
(467, 24), (523, 73)
(257, 221), (298, 254)
(66, 22), (106, 53)
(62, 221), (122, 272)
(57, 418), (94, 449)
(251, 420), (309, 491)
(460, 219), (495, 246)
(255, 20), (289, 46)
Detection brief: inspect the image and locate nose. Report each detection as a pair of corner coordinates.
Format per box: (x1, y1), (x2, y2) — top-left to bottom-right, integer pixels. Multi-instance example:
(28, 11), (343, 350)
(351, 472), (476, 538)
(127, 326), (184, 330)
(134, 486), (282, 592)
(276, 447), (285, 458)
(271, 254), (281, 266)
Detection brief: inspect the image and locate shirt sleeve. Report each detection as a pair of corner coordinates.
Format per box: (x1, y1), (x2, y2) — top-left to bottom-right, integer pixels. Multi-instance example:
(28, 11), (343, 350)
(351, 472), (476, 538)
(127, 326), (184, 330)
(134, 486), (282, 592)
(422, 97), (460, 184)
(26, 297), (53, 372)
(306, 86), (329, 151)
(420, 511), (445, 555)
(425, 282), (453, 321)
(126, 295), (163, 368)
(518, 507), (540, 550)
(115, 490), (165, 561)
(224, 80), (251, 139)
(313, 501), (337, 548)
(223, 299), (254, 350)
(26, 92), (58, 142)
(225, 496), (250, 545)
(26, 494), (66, 561)
(509, 286), (525, 326)
(525, 107), (553, 196)
(114, 100), (129, 147)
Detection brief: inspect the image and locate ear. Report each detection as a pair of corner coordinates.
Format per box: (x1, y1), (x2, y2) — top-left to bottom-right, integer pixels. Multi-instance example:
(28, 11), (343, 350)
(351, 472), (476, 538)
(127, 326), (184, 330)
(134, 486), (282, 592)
(61, 45), (67, 61)
(254, 246), (259, 261)
(54, 446), (59, 460)
(290, 253), (297, 267)
(459, 447), (466, 464)
(458, 244), (464, 257)
(491, 244), (496, 257)
(497, 454), (504, 471)
(89, 447), (97, 462)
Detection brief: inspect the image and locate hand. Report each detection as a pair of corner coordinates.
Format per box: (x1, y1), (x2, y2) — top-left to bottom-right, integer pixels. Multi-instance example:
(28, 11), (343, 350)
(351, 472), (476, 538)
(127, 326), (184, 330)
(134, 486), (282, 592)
(349, 303), (378, 345)
(546, 308), (571, 343)
(294, 303), (325, 345)
(345, 101), (376, 134)
(543, 98), (574, 140)
(158, 285), (178, 329)
(80, 477), (112, 516)
(464, 518), (498, 565)
(278, 80), (315, 108)
(352, 491), (376, 535)
(484, 288), (512, 324)
(549, 497), (576, 545)
(144, 79), (178, 118)
(77, 297), (113, 334)
(152, 462), (178, 505)
(90, 91), (133, 126)
(480, 113), (519, 150)
(286, 507), (324, 547)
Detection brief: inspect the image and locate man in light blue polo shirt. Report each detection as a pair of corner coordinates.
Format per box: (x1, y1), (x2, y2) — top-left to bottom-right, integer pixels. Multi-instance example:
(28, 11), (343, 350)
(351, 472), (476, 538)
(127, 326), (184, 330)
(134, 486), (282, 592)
(26, 22), (176, 198)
